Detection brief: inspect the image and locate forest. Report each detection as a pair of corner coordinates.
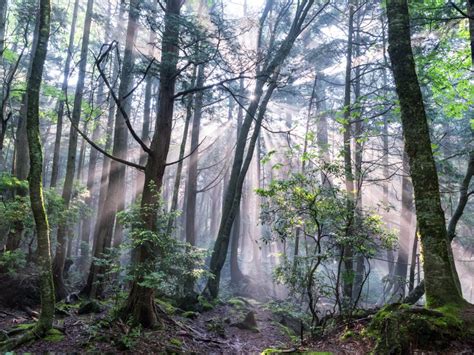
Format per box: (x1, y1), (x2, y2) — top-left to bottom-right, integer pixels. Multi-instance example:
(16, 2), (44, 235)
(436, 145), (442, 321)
(0, 0), (473, 353)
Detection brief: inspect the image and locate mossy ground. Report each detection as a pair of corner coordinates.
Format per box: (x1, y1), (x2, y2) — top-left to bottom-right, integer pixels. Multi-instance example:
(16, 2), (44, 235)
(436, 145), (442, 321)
(368, 303), (473, 354)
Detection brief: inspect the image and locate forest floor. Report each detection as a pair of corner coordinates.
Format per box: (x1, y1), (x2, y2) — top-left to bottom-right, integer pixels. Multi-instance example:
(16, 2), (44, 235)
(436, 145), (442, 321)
(0, 295), (373, 354)
(1, 297), (474, 354)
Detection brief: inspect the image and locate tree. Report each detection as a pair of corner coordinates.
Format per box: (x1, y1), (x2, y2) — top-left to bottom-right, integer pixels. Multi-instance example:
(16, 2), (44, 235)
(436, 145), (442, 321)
(53, 0), (94, 300)
(386, 0), (465, 308)
(25, 0), (54, 335)
(49, 0), (79, 188)
(120, 0), (183, 328)
(82, 0), (140, 299)
(204, 0), (329, 299)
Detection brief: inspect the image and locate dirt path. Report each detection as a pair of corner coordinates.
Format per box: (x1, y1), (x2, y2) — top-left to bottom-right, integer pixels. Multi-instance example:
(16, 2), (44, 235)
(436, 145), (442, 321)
(1, 299), (294, 354)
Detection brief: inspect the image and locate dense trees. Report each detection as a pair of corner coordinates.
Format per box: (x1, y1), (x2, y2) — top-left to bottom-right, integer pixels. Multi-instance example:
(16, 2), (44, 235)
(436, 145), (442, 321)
(0, 0), (473, 351)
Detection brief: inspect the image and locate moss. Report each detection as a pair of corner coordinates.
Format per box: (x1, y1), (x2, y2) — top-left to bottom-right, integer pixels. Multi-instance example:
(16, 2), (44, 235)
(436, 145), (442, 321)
(368, 303), (466, 354)
(181, 311), (199, 319)
(44, 329), (64, 342)
(340, 329), (355, 341)
(228, 298), (247, 309)
(15, 323), (35, 330)
(78, 300), (102, 315)
(156, 299), (176, 315)
(169, 338), (183, 346)
(198, 295), (214, 311)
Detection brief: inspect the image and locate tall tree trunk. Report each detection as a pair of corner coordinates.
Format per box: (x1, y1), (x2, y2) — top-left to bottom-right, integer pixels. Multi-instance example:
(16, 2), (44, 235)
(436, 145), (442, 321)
(53, 0), (94, 300)
(391, 152), (413, 300)
(50, 0), (80, 188)
(204, 0), (323, 299)
(82, 0), (139, 299)
(121, 0), (183, 328)
(183, 63), (205, 294)
(386, 0), (464, 308)
(25, 0), (55, 334)
(342, 0), (355, 308)
(0, 0), (7, 58)
(78, 116), (102, 272)
(135, 15), (156, 199)
(167, 66), (196, 235)
(185, 63), (205, 248)
(229, 77), (245, 287)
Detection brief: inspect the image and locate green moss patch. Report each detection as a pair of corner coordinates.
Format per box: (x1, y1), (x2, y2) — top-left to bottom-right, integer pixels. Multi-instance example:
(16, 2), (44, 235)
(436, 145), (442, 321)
(156, 299), (176, 315)
(44, 329), (65, 343)
(368, 303), (468, 353)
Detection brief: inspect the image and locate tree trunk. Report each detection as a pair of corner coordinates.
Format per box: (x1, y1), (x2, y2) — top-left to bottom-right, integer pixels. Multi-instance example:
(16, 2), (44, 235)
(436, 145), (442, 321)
(25, 0), (55, 334)
(50, 0), (80, 188)
(78, 113), (101, 272)
(386, 0), (464, 308)
(167, 66), (196, 235)
(83, 0), (139, 299)
(203, 0), (325, 299)
(342, 0), (355, 307)
(53, 0), (94, 301)
(0, 0), (7, 58)
(121, 0), (183, 328)
(391, 152), (413, 300)
(185, 63), (205, 248)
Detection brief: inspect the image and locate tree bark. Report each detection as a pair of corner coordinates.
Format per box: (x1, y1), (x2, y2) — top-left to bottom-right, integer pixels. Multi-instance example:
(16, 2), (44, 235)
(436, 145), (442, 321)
(25, 0), (55, 334)
(121, 0), (183, 328)
(50, 0), (80, 188)
(83, 0), (139, 299)
(53, 0), (94, 301)
(391, 152), (413, 300)
(185, 63), (205, 249)
(342, 0), (355, 307)
(167, 66), (196, 235)
(386, 0), (464, 308)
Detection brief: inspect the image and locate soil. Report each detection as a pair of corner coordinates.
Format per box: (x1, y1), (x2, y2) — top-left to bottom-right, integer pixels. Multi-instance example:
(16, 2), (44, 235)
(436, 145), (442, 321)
(1, 300), (474, 354)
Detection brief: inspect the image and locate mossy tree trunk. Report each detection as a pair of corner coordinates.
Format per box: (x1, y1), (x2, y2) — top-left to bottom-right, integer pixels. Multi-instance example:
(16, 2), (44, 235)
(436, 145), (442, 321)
(386, 0), (464, 308)
(25, 0), (55, 334)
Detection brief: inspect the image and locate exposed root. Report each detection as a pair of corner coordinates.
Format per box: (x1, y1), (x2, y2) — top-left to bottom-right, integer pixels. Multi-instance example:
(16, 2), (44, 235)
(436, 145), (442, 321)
(0, 323), (64, 352)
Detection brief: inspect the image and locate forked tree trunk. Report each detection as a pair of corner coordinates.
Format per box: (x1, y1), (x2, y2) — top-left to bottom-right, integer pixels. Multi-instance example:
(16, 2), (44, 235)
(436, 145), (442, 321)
(204, 0), (324, 299)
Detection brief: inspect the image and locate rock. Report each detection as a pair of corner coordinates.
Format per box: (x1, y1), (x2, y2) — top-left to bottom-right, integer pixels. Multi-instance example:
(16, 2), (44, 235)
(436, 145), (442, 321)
(78, 300), (102, 315)
(233, 311), (259, 332)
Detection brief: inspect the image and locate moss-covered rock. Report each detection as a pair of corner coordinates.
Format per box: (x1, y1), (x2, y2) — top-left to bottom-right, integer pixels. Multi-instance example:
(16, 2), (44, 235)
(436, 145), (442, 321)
(232, 311), (259, 333)
(181, 311), (199, 319)
(78, 300), (102, 315)
(368, 303), (469, 354)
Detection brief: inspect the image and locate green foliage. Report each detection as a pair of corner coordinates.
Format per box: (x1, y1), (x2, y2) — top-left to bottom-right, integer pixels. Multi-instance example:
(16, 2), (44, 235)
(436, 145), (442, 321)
(118, 326), (142, 350)
(257, 165), (396, 319)
(118, 196), (209, 299)
(0, 250), (26, 276)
